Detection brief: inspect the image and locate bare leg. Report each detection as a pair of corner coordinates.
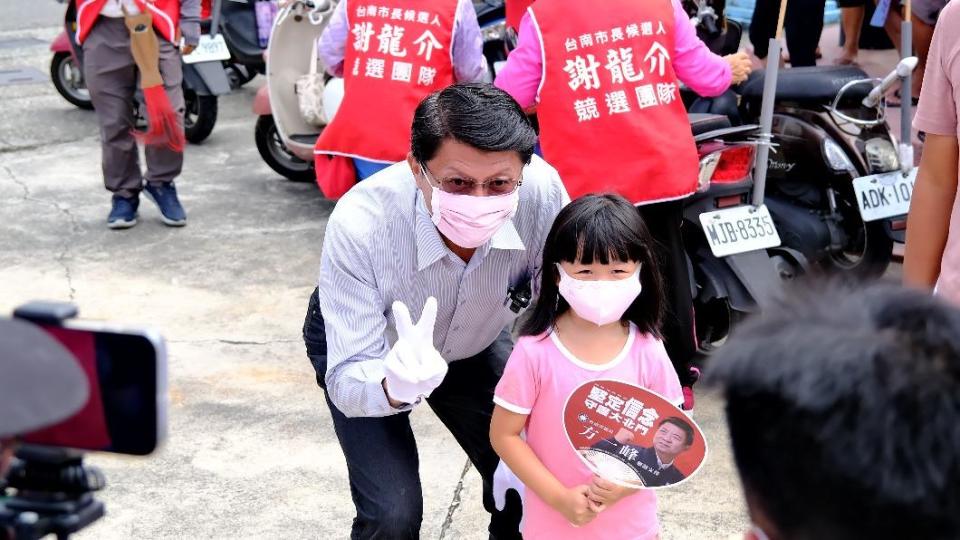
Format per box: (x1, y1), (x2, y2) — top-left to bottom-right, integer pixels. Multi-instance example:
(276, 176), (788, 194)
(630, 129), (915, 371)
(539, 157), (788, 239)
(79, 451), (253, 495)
(881, 2), (904, 54)
(912, 14), (935, 98)
(838, 6), (865, 63)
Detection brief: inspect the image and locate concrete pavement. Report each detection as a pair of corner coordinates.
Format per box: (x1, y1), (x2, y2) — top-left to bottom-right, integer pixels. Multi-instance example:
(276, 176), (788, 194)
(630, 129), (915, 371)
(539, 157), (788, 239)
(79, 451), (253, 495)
(1, 5), (912, 539)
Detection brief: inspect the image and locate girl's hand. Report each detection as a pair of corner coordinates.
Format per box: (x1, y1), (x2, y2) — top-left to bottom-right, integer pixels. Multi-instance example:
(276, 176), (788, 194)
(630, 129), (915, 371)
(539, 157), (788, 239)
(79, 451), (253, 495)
(587, 475), (638, 509)
(724, 52), (753, 85)
(552, 485), (600, 527)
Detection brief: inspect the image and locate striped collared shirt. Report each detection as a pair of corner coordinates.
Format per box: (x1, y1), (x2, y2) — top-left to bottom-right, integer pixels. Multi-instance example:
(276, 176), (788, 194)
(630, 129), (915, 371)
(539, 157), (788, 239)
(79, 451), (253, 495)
(317, 157), (568, 417)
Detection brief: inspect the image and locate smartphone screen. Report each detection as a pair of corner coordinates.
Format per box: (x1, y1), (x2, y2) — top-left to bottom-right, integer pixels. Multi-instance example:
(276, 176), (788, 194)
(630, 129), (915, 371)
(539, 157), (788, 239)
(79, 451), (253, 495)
(21, 324), (165, 456)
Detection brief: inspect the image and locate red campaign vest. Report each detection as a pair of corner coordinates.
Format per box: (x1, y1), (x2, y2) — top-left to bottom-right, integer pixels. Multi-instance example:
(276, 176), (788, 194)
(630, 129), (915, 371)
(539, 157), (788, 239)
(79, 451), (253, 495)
(505, 0), (533, 31)
(315, 0), (458, 163)
(76, 0), (181, 44)
(530, 0), (700, 204)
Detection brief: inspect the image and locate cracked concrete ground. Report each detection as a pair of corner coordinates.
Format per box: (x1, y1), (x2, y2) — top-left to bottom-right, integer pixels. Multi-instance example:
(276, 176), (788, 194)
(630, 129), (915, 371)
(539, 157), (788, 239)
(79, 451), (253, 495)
(0, 15), (750, 535)
(1, 4), (899, 538)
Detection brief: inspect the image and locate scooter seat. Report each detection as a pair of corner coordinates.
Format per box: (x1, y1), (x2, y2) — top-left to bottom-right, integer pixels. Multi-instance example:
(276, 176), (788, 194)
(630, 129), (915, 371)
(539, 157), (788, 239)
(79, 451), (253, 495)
(740, 66), (872, 105)
(688, 113), (732, 136)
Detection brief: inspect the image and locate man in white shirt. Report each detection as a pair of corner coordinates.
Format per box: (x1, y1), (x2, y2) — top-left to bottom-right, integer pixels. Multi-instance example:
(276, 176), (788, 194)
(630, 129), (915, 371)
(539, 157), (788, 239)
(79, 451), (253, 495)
(303, 84), (568, 539)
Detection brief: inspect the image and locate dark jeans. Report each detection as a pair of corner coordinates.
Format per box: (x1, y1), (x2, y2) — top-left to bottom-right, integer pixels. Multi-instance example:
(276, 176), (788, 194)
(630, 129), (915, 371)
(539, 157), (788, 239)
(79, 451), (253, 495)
(637, 200), (697, 387)
(750, 0), (827, 67)
(302, 288), (523, 540)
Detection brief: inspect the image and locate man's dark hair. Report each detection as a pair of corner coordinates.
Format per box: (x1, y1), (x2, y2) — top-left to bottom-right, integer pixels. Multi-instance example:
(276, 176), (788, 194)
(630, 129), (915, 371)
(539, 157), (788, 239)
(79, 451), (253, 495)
(658, 417), (694, 447)
(411, 83), (537, 165)
(520, 194), (665, 338)
(707, 281), (960, 540)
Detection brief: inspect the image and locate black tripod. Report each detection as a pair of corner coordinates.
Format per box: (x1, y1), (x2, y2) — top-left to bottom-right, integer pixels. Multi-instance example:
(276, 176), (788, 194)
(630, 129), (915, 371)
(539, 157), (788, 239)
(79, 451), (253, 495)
(0, 447), (105, 540)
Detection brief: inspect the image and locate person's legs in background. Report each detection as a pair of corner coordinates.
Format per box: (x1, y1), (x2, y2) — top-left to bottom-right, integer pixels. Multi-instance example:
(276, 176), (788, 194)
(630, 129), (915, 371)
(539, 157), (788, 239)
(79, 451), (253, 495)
(784, 0), (827, 67)
(143, 36), (187, 226)
(837, 1), (866, 64)
(82, 18), (142, 228)
(749, 0), (777, 65)
(878, 0), (904, 56)
(636, 200), (698, 408)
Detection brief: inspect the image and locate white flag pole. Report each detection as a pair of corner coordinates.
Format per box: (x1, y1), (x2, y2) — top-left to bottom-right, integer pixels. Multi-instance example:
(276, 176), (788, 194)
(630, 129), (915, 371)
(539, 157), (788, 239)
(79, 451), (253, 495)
(751, 0), (789, 207)
(899, 0), (914, 172)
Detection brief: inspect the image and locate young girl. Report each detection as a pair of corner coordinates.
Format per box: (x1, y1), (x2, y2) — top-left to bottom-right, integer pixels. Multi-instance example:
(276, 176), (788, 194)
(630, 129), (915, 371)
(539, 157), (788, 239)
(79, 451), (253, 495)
(490, 194), (684, 539)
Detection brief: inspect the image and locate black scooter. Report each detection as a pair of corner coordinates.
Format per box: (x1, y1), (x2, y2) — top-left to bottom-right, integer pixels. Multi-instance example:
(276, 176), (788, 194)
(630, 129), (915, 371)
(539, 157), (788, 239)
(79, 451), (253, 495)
(690, 63), (916, 279)
(683, 3), (915, 279)
(216, 0), (268, 88)
(683, 115), (790, 353)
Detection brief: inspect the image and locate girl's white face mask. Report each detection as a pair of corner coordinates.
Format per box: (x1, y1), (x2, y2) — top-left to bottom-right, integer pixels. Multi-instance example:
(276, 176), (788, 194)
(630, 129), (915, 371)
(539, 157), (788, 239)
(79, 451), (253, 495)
(556, 264), (643, 326)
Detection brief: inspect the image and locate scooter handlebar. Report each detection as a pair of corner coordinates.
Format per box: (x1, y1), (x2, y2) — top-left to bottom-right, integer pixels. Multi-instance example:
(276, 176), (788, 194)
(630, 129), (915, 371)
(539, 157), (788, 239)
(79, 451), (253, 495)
(862, 56), (919, 108)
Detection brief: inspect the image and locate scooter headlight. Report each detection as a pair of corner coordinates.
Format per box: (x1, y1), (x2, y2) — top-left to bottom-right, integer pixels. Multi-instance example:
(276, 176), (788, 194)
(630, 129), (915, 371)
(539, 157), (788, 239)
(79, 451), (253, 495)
(823, 139), (856, 174)
(865, 137), (900, 173)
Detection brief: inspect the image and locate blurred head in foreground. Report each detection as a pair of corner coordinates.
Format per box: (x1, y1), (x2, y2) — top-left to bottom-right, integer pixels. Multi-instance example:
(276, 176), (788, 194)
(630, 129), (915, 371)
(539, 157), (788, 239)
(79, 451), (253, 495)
(0, 317), (88, 476)
(708, 282), (960, 540)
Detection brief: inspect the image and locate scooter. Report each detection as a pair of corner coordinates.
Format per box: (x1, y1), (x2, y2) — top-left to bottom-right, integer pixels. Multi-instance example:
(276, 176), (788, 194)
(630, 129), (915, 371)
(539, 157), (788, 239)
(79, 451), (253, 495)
(688, 59), (918, 279)
(216, 0), (269, 88)
(683, 114), (791, 353)
(253, 0), (338, 183)
(681, 1), (915, 279)
(51, 0), (233, 144)
(253, 0), (510, 182)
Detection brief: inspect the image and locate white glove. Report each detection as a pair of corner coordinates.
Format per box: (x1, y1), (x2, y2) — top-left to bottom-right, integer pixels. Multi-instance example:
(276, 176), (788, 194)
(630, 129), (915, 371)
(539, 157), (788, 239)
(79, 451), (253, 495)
(493, 459), (525, 511)
(383, 297), (448, 405)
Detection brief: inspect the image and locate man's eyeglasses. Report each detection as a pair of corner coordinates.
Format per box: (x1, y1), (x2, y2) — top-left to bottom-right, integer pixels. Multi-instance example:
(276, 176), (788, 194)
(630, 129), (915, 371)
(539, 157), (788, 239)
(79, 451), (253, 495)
(419, 163), (522, 196)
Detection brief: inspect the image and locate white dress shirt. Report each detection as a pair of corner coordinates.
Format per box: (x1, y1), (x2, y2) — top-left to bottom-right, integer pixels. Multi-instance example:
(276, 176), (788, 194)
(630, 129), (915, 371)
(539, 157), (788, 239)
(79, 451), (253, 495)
(317, 156), (569, 418)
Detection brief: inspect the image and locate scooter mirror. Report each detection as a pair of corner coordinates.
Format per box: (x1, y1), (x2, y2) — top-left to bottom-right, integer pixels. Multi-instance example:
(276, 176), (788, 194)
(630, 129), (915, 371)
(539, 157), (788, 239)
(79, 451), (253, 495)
(862, 57), (919, 109)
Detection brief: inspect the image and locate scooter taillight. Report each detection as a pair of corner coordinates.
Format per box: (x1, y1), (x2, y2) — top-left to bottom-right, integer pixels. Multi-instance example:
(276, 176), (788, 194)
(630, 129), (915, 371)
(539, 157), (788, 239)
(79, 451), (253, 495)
(710, 146), (755, 183)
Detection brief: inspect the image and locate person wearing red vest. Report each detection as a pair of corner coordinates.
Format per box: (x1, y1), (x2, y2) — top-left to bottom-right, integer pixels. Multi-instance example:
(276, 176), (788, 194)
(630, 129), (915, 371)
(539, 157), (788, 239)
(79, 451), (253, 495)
(504, 0), (531, 34)
(314, 0), (488, 184)
(495, 0), (751, 408)
(75, 0), (200, 229)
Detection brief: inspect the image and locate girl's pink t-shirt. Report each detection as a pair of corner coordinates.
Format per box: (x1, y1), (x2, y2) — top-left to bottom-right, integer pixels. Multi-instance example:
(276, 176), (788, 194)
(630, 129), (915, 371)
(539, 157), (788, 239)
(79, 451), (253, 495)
(913, 0), (960, 304)
(494, 325), (684, 540)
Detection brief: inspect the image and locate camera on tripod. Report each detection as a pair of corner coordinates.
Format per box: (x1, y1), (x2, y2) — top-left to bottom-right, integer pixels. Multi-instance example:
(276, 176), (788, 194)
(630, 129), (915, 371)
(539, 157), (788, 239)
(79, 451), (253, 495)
(1, 301), (168, 540)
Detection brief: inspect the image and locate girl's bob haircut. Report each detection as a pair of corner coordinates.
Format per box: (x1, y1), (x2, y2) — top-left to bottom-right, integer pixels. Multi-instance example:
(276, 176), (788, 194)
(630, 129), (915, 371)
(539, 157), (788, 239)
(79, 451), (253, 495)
(520, 193), (665, 338)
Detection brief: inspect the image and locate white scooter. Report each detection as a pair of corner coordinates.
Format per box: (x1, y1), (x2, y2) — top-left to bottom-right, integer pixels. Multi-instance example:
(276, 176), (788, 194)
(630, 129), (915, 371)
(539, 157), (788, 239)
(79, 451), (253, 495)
(253, 0), (344, 182)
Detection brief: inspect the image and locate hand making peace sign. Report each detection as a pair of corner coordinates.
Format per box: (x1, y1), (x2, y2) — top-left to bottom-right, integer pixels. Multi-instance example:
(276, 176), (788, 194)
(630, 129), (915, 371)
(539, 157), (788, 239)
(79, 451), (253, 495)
(383, 297), (449, 405)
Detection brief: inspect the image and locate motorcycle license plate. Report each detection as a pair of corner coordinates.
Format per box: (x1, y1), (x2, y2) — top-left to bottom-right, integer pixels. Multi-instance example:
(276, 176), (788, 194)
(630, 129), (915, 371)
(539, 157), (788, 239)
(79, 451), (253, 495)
(852, 168), (917, 222)
(699, 205), (782, 258)
(182, 34), (231, 64)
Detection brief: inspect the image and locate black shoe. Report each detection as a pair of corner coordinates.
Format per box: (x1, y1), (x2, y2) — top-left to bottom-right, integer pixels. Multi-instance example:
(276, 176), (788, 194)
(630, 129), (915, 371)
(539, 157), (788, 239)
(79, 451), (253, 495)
(144, 182), (187, 227)
(107, 196), (139, 229)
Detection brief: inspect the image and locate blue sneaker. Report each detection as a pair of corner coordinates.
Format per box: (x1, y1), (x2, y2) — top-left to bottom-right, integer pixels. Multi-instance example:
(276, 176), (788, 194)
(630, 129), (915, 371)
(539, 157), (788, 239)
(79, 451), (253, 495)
(144, 182), (187, 227)
(107, 196), (139, 229)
